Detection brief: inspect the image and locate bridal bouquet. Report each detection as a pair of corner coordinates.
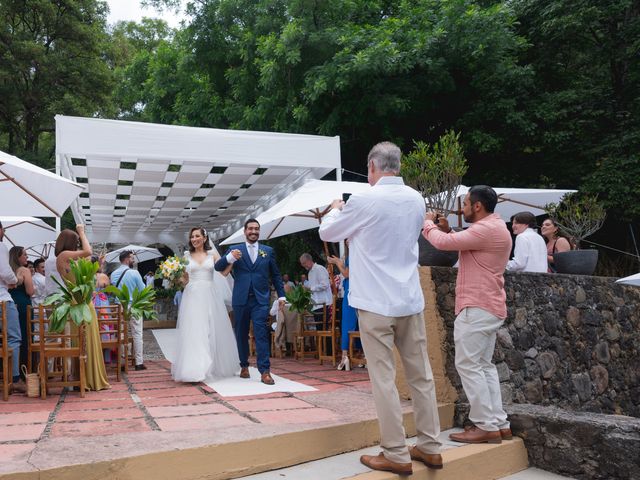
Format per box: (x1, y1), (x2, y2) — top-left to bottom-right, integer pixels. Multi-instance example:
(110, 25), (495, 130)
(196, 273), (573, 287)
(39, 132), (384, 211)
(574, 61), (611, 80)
(155, 255), (188, 288)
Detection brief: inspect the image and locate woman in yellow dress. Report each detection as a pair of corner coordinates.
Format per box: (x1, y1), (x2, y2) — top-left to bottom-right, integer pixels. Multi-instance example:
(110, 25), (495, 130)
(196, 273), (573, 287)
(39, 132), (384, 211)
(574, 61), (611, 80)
(55, 225), (110, 391)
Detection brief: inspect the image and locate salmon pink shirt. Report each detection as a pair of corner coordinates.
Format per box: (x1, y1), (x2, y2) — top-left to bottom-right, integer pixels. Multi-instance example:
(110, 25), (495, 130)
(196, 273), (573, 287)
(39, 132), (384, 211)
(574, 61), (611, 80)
(423, 213), (512, 319)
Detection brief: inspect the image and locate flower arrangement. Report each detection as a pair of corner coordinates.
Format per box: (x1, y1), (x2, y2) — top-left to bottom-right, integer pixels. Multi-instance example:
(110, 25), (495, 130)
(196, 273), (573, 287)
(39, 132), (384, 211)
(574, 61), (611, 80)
(155, 255), (188, 289)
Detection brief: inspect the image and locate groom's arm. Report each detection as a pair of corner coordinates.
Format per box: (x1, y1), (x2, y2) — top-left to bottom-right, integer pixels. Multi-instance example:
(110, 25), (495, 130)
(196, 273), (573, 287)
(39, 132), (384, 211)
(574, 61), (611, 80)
(268, 249), (286, 299)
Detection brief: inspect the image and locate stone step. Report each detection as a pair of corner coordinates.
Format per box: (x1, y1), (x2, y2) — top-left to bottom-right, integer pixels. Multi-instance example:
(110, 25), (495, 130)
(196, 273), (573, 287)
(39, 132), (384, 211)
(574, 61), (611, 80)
(239, 428), (529, 480)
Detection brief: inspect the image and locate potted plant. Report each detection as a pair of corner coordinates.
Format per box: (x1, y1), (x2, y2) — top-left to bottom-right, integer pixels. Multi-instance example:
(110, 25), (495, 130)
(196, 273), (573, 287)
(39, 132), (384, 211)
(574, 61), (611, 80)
(401, 130), (468, 266)
(45, 258), (99, 332)
(105, 284), (157, 324)
(545, 193), (606, 275)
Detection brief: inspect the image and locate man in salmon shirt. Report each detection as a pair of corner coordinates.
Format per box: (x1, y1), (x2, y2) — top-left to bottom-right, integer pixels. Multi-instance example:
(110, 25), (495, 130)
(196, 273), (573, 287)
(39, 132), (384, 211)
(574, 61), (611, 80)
(423, 185), (513, 444)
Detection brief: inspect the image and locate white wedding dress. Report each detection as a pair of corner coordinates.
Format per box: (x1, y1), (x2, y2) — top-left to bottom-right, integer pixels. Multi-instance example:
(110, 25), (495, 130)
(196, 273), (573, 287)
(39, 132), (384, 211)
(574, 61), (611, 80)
(171, 251), (239, 382)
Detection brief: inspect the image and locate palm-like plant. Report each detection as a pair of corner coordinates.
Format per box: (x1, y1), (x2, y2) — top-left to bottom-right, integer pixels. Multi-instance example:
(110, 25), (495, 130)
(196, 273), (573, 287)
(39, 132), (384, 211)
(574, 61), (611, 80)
(546, 193), (606, 249)
(105, 284), (157, 324)
(285, 285), (313, 314)
(44, 258), (99, 333)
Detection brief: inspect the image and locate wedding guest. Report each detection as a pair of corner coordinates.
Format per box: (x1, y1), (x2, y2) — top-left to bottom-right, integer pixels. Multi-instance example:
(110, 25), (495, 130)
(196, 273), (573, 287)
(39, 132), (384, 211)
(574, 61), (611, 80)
(423, 185), (512, 444)
(320, 141), (442, 474)
(27, 261), (35, 276)
(282, 274), (295, 292)
(506, 211), (547, 273)
(144, 271), (155, 288)
(299, 253), (333, 326)
(9, 246), (33, 373)
(31, 258), (47, 307)
(300, 273), (309, 288)
(56, 226), (110, 391)
(540, 218), (573, 272)
(0, 221), (23, 392)
(327, 243), (358, 371)
(110, 251), (147, 370)
(91, 259), (113, 364)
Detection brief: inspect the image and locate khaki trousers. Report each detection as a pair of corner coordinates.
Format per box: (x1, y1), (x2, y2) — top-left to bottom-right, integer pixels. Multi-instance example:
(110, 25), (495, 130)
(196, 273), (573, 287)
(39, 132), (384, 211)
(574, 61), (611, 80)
(358, 310), (441, 463)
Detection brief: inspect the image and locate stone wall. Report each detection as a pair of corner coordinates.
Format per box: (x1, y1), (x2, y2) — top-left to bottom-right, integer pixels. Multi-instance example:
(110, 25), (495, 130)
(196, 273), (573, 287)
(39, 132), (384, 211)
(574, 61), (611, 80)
(429, 267), (640, 417)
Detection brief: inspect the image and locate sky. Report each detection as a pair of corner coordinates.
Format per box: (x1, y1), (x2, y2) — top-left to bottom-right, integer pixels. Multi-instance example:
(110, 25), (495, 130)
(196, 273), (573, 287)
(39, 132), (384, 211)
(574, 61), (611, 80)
(105, 0), (187, 29)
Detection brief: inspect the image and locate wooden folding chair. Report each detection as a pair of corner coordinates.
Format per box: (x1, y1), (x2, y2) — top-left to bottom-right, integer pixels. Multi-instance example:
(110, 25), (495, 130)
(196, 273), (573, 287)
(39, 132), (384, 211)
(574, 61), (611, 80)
(348, 331), (366, 367)
(38, 305), (87, 399)
(294, 311), (321, 361)
(1, 302), (14, 401)
(26, 305), (42, 374)
(317, 298), (339, 366)
(96, 304), (122, 381)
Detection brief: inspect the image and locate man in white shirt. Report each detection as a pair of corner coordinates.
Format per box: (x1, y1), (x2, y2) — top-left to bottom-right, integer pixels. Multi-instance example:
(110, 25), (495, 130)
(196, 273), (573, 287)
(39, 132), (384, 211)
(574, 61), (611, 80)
(31, 258), (47, 307)
(319, 142), (442, 474)
(299, 254), (332, 306)
(0, 221), (23, 390)
(506, 212), (548, 273)
(144, 271), (155, 288)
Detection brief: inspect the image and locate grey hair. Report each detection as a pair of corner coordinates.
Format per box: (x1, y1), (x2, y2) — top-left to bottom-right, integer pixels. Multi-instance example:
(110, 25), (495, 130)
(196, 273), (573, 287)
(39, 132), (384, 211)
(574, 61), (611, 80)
(299, 253), (313, 263)
(367, 141), (401, 174)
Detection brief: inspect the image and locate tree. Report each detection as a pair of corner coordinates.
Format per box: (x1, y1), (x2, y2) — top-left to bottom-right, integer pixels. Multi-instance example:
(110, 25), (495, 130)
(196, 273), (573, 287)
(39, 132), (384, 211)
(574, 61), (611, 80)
(0, 0), (114, 165)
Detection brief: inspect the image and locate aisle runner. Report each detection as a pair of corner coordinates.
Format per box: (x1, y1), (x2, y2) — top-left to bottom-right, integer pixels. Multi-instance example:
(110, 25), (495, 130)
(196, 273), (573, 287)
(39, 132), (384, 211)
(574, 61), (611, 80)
(152, 329), (316, 397)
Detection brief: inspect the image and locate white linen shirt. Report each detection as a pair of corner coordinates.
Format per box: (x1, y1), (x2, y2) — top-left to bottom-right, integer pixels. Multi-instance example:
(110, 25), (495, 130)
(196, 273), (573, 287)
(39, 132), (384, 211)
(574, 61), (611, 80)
(0, 242), (17, 302)
(506, 228), (548, 273)
(307, 263), (332, 306)
(319, 176), (425, 317)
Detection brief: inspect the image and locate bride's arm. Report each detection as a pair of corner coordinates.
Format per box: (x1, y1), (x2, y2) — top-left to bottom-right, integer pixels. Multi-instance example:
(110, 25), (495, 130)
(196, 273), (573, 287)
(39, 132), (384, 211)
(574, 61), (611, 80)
(211, 249), (233, 276)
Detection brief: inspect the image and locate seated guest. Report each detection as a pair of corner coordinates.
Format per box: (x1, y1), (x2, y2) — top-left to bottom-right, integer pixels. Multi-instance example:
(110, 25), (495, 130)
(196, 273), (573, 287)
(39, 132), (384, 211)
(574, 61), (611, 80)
(300, 273), (309, 288)
(31, 258), (47, 307)
(540, 218), (573, 272)
(282, 274), (295, 292)
(9, 246), (34, 373)
(506, 211), (547, 273)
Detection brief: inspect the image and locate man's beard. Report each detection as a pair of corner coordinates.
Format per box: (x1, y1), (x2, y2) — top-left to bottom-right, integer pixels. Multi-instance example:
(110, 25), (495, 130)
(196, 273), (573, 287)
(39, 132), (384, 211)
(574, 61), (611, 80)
(463, 212), (475, 223)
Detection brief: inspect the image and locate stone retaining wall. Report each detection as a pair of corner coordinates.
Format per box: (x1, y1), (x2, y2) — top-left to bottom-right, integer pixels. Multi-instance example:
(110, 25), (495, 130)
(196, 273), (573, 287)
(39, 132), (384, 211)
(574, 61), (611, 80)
(428, 267), (640, 417)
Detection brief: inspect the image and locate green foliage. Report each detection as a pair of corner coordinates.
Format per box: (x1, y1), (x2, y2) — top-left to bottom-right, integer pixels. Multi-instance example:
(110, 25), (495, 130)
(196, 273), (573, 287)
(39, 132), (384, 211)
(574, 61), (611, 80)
(546, 193), (606, 248)
(105, 284), (157, 322)
(44, 259), (99, 333)
(401, 130), (468, 214)
(285, 284), (312, 314)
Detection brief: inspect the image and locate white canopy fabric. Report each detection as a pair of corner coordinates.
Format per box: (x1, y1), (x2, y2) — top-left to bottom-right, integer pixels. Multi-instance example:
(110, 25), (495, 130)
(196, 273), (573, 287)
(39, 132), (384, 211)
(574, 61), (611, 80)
(105, 245), (163, 264)
(442, 186), (577, 227)
(221, 179), (370, 245)
(25, 241), (55, 261)
(0, 149), (84, 217)
(615, 273), (640, 287)
(55, 116), (341, 245)
(1, 217), (57, 253)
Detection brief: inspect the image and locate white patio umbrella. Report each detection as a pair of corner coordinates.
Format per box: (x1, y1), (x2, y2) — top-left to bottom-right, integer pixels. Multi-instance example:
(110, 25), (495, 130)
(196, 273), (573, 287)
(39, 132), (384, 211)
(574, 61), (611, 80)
(25, 241), (55, 261)
(1, 217), (57, 255)
(105, 245), (163, 264)
(220, 179), (371, 245)
(615, 273), (640, 287)
(0, 150), (84, 217)
(441, 186), (577, 227)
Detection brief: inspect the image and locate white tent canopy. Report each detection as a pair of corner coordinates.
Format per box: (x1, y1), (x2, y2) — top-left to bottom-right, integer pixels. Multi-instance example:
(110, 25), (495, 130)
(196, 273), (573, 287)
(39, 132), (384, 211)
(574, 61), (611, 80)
(55, 116), (341, 245)
(105, 245), (163, 264)
(221, 179), (371, 245)
(442, 185), (577, 227)
(0, 149), (84, 217)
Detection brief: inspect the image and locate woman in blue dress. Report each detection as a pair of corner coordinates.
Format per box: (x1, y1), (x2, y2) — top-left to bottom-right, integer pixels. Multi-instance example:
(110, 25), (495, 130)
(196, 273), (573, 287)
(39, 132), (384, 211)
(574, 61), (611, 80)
(328, 244), (358, 371)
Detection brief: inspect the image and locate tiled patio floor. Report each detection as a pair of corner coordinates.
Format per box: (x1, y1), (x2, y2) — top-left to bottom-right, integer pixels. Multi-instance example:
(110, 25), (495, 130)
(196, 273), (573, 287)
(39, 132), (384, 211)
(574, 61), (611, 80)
(1, 348), (374, 476)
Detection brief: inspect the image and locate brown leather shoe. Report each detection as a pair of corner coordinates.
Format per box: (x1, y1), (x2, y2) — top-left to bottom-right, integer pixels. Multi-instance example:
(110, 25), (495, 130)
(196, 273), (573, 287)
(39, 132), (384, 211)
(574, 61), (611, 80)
(360, 453), (412, 475)
(464, 424), (513, 440)
(239, 367), (250, 379)
(409, 446), (443, 470)
(450, 426), (501, 444)
(261, 371), (275, 385)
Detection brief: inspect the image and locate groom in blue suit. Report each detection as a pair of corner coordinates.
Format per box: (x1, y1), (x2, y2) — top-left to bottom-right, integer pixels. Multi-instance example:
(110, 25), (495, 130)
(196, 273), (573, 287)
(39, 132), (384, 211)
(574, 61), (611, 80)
(215, 219), (286, 385)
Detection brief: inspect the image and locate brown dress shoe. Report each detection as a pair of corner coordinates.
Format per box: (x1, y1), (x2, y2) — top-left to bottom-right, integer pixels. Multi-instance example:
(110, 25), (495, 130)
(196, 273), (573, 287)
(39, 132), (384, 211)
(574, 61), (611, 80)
(261, 371), (275, 385)
(464, 424), (513, 440)
(239, 367), (250, 379)
(409, 446), (443, 470)
(360, 453), (413, 475)
(450, 426), (502, 444)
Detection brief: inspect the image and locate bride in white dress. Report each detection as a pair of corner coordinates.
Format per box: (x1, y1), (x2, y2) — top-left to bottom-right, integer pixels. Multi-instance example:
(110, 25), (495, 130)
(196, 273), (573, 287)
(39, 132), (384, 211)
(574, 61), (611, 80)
(171, 227), (240, 382)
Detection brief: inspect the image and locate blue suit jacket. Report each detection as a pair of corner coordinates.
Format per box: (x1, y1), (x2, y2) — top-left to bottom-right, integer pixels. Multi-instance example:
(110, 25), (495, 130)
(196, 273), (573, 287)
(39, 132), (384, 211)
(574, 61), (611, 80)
(214, 243), (286, 306)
